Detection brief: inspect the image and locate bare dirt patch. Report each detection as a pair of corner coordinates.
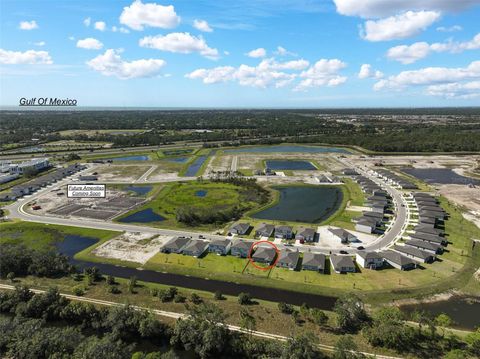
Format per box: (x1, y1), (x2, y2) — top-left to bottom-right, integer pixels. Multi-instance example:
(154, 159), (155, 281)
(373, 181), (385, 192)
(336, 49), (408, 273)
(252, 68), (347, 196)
(92, 232), (173, 264)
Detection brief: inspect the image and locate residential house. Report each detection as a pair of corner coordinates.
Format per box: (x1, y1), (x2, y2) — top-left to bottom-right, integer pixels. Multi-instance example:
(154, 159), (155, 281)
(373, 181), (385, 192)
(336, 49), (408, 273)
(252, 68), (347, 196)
(275, 225), (293, 239)
(410, 232), (446, 245)
(182, 240), (209, 257)
(208, 239), (232, 256)
(330, 255), (356, 273)
(161, 237), (191, 254)
(252, 246), (277, 264)
(229, 222), (251, 235)
(295, 227), (316, 242)
(302, 253), (326, 272)
(414, 225), (444, 237)
(355, 251), (384, 269)
(381, 250), (416, 270)
(405, 240), (443, 255)
(355, 218), (377, 233)
(393, 245), (435, 263)
(231, 239), (252, 258)
(255, 223), (275, 238)
(328, 228), (358, 243)
(276, 249), (300, 270)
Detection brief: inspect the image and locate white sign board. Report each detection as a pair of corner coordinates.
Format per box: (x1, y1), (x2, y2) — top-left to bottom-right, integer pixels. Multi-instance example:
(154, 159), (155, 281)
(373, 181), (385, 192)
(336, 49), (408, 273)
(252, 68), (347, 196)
(67, 184), (106, 198)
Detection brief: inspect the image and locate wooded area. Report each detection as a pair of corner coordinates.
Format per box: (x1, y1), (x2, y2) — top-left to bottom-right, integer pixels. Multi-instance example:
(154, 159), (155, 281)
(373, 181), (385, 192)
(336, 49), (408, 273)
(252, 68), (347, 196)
(1, 109), (479, 152)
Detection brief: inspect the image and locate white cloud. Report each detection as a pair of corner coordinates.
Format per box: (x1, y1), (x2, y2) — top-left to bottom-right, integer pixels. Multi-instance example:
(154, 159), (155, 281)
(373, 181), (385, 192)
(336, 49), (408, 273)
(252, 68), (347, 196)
(193, 19), (213, 32)
(68, 36), (75, 41)
(112, 26), (130, 33)
(186, 66), (236, 84)
(187, 57), (346, 91)
(333, 0), (477, 18)
(374, 61), (480, 92)
(0, 49), (52, 65)
(83, 17), (91, 27)
(86, 49), (166, 79)
(185, 58), (313, 88)
(94, 21), (106, 31)
(426, 81), (480, 98)
(295, 59), (347, 91)
(120, 0), (180, 31)
(358, 64), (383, 79)
(34, 41), (46, 47)
(361, 11), (441, 42)
(247, 48), (266, 58)
(19, 21), (38, 30)
(76, 38), (104, 50)
(275, 46), (297, 57)
(387, 33), (480, 64)
(139, 32), (219, 59)
(437, 25), (462, 32)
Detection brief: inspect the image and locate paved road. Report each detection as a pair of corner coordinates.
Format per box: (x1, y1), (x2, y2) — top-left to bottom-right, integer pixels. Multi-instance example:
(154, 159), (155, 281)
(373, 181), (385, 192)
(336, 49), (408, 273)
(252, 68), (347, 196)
(0, 283), (403, 359)
(5, 161), (408, 255)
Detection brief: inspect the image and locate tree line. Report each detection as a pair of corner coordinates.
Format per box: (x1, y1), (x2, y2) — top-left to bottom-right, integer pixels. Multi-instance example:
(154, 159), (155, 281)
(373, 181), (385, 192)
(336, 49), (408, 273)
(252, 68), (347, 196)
(2, 109), (480, 153)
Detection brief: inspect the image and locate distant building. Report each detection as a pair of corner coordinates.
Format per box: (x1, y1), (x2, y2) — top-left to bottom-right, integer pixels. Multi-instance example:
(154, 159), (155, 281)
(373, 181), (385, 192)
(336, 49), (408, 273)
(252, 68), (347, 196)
(10, 158), (49, 175)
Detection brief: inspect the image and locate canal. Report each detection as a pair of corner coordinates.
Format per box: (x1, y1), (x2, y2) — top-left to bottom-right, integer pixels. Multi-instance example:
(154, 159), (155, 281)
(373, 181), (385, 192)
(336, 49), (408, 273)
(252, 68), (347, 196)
(58, 235), (336, 309)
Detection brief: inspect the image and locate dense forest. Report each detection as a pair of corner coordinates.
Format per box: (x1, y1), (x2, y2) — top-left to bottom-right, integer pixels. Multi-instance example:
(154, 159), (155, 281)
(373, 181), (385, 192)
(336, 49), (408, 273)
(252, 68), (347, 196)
(1, 108), (480, 153)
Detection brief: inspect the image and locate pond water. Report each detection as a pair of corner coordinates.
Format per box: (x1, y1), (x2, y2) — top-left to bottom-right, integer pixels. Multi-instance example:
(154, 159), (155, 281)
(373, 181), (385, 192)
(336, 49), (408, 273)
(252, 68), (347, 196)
(109, 155), (149, 161)
(167, 157), (189, 163)
(125, 185), (152, 196)
(118, 208), (165, 223)
(195, 190), (207, 197)
(56, 234), (337, 309)
(225, 145), (349, 154)
(183, 150), (216, 177)
(400, 296), (480, 330)
(266, 160), (316, 171)
(252, 186), (343, 223)
(402, 168), (479, 185)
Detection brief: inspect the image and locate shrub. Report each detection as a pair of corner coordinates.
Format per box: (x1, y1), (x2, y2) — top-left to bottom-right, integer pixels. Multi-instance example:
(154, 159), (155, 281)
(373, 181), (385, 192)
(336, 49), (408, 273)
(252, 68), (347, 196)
(238, 292), (252, 305)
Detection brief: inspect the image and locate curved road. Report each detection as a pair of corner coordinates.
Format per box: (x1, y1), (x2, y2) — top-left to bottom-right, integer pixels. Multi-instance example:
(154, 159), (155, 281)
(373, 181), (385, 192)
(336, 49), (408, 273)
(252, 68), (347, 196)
(5, 160), (408, 255)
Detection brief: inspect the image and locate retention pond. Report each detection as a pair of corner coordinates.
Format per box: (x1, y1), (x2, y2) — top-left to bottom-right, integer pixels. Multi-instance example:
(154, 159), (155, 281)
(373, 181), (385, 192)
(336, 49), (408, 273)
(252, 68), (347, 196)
(252, 186), (343, 223)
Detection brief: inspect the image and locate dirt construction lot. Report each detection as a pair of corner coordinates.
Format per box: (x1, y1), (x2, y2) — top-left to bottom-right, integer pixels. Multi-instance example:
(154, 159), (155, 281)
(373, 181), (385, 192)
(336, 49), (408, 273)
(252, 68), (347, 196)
(92, 232), (173, 264)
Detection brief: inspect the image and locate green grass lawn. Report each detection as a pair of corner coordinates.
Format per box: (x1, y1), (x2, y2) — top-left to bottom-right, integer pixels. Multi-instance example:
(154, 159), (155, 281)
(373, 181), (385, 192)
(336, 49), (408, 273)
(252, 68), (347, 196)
(343, 178), (365, 206)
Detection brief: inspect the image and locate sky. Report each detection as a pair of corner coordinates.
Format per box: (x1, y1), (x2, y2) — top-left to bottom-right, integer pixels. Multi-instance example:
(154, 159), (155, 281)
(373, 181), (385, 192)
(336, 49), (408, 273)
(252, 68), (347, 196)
(0, 0), (479, 108)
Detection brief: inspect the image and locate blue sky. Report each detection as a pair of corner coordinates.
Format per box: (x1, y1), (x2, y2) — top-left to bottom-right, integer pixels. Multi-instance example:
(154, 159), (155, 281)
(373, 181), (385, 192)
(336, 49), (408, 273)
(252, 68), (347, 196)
(1, 0), (479, 107)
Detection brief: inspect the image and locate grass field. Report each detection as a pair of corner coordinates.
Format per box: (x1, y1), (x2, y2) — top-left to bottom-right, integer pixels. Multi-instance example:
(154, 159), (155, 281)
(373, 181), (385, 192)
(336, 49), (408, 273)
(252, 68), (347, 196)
(115, 181), (266, 230)
(0, 221), (118, 251)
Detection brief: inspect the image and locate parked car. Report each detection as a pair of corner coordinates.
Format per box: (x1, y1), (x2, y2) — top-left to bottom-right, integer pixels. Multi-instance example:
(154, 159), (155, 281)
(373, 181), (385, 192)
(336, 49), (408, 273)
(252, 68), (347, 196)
(357, 246), (365, 250)
(339, 250), (348, 254)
